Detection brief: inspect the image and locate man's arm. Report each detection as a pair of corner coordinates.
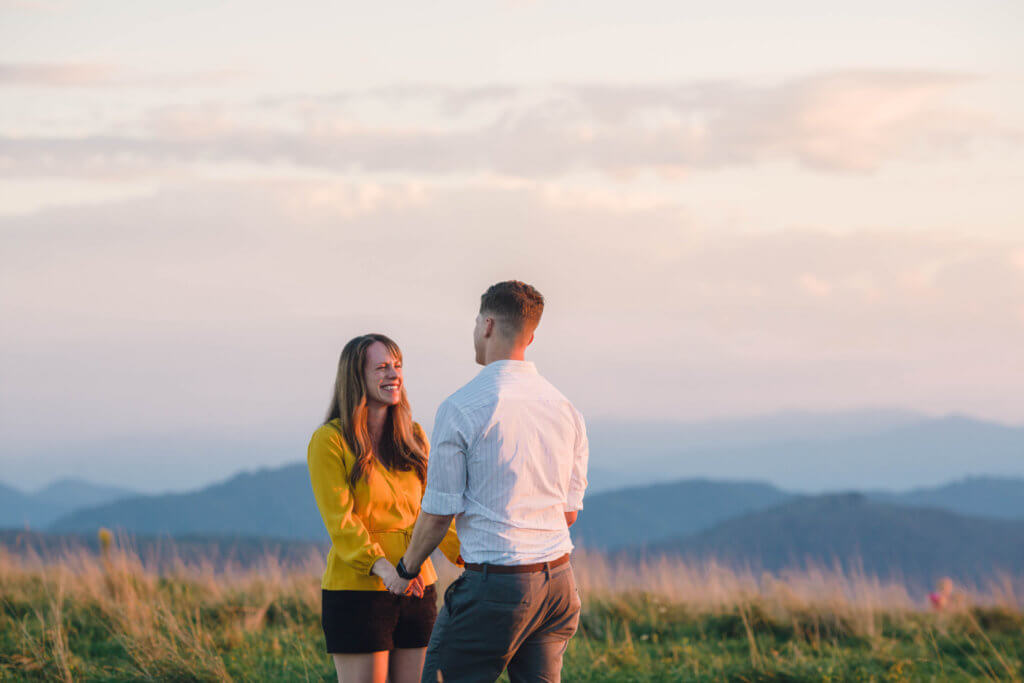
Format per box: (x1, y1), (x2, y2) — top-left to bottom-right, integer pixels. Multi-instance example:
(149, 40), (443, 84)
(404, 511), (455, 574)
(389, 399), (469, 593)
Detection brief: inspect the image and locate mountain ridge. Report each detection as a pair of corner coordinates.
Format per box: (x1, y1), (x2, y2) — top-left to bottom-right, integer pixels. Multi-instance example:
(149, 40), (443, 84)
(639, 492), (1024, 585)
(0, 478), (138, 529)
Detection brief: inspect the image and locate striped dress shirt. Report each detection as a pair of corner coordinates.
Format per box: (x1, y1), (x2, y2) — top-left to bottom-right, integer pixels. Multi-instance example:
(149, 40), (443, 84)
(421, 360), (589, 565)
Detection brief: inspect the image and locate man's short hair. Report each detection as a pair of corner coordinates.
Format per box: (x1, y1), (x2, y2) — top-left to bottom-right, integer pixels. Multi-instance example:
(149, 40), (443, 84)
(480, 280), (545, 337)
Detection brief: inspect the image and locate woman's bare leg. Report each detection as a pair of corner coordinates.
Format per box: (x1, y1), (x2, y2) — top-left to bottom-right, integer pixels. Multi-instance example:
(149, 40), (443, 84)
(332, 652), (389, 683)
(388, 647), (427, 683)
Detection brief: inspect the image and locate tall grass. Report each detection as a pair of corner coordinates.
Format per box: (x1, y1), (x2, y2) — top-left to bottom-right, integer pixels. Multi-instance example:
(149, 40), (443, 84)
(1, 539), (1022, 681)
(569, 549), (1023, 681)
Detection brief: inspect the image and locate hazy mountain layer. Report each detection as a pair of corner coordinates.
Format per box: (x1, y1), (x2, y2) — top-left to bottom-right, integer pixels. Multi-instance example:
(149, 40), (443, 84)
(643, 493), (1024, 585)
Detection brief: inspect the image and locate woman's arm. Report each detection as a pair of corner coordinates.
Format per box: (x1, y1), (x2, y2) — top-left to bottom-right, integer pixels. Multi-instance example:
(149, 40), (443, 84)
(307, 426), (387, 576)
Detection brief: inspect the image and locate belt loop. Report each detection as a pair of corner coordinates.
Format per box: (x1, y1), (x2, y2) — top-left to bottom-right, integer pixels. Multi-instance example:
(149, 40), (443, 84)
(483, 564), (489, 581)
(544, 561), (550, 580)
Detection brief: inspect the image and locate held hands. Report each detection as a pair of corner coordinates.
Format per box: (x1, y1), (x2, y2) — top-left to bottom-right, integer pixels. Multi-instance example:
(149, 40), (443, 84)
(405, 575), (426, 598)
(371, 558), (425, 597)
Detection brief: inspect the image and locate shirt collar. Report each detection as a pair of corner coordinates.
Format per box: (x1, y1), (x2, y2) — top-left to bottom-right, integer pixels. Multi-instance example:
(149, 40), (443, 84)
(481, 359), (538, 375)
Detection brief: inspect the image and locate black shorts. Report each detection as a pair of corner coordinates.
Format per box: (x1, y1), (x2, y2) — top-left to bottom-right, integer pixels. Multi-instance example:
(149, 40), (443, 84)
(321, 585), (437, 654)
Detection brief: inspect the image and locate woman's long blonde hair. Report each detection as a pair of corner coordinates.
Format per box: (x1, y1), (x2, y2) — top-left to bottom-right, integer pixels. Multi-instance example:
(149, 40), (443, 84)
(324, 334), (428, 488)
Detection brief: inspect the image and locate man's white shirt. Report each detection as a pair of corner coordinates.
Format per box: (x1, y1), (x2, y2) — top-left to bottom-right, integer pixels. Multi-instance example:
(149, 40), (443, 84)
(421, 360), (589, 565)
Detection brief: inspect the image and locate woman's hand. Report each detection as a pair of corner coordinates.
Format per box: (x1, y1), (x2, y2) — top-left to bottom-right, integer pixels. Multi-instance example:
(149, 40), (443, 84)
(371, 558), (410, 595)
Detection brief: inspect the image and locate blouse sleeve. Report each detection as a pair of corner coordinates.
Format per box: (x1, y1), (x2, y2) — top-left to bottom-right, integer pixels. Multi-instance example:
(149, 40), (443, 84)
(307, 425), (386, 575)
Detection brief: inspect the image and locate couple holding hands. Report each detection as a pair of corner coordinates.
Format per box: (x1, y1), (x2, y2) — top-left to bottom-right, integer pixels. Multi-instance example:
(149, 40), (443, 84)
(308, 281), (589, 683)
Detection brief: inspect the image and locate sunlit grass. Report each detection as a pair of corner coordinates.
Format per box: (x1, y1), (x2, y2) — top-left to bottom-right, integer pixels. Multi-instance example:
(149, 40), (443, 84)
(1, 539), (1022, 681)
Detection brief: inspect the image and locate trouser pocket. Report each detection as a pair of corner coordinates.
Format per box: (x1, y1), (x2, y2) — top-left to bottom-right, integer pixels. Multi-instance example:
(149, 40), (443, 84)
(443, 573), (467, 616)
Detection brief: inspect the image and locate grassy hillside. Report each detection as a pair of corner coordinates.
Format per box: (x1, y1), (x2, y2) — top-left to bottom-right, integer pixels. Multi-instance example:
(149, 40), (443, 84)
(1, 545), (1021, 681)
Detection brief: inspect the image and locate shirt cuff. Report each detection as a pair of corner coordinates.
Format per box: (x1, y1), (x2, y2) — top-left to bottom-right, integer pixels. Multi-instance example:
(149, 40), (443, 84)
(564, 491), (585, 512)
(421, 488), (465, 515)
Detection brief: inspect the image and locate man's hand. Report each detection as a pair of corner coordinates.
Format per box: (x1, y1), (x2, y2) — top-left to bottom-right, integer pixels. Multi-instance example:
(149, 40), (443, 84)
(371, 558), (411, 595)
(564, 510), (578, 528)
(405, 575), (426, 598)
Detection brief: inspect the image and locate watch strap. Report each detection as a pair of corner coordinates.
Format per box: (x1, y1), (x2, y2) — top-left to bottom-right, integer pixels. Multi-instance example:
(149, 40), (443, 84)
(396, 558), (419, 580)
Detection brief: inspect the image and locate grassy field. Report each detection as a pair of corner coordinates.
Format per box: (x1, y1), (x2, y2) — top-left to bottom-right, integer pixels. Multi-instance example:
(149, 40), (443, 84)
(1, 542), (1022, 682)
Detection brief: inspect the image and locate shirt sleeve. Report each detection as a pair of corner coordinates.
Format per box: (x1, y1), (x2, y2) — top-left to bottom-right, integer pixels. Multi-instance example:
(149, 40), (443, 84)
(307, 426), (386, 575)
(416, 419), (462, 563)
(564, 408), (589, 511)
(421, 399), (469, 515)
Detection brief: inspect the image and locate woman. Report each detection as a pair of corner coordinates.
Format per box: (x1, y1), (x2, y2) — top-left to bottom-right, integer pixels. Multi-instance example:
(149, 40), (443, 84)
(308, 334), (460, 683)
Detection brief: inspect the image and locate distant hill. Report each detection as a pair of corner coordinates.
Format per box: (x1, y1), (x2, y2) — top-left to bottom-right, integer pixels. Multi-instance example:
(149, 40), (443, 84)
(0, 409), (965, 494)
(573, 475), (1024, 551)
(571, 479), (792, 550)
(48, 464), (327, 540)
(46, 453), (1024, 556)
(873, 476), (1024, 521)
(622, 416), (1024, 492)
(0, 483), (50, 529)
(0, 478), (138, 529)
(32, 478), (137, 510)
(585, 466), (662, 494)
(1, 431), (304, 494)
(644, 493), (1024, 585)
(49, 466), (793, 549)
(8, 411), (1023, 494)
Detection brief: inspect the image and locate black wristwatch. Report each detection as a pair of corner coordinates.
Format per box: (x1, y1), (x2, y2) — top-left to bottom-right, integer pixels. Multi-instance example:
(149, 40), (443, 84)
(396, 557), (420, 580)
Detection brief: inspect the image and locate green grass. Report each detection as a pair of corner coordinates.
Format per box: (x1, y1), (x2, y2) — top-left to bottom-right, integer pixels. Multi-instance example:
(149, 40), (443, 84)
(1, 548), (1021, 682)
(563, 595), (1023, 681)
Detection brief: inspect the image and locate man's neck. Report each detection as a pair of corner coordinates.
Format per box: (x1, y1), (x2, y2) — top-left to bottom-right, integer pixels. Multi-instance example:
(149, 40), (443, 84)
(484, 347), (527, 365)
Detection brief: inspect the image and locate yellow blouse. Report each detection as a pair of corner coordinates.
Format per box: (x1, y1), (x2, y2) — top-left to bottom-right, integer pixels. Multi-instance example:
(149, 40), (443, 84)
(307, 419), (460, 591)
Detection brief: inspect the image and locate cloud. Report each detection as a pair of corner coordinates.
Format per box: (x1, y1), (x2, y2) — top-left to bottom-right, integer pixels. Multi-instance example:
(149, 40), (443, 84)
(2, 178), (1022, 444)
(0, 63), (116, 86)
(0, 62), (244, 88)
(0, 70), (1007, 178)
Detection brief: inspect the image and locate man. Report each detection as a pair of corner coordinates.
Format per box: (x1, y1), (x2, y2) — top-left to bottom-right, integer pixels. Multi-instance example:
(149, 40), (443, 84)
(391, 280), (589, 683)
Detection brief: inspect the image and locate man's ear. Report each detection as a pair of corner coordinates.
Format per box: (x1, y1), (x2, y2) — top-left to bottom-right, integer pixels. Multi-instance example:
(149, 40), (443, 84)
(483, 317), (496, 338)
(526, 331), (535, 346)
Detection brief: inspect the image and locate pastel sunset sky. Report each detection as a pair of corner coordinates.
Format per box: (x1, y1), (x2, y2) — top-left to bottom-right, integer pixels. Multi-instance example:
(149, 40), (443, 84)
(2, 1), (1022, 486)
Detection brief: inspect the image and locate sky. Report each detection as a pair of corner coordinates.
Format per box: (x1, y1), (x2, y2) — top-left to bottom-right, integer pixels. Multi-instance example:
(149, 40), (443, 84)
(1, 1), (1023, 490)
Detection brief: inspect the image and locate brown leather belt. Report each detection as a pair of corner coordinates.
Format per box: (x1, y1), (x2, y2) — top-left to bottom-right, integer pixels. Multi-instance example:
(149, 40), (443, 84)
(464, 553), (570, 574)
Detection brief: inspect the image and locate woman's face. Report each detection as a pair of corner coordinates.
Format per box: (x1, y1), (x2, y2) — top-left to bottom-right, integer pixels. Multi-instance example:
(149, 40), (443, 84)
(363, 341), (403, 407)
